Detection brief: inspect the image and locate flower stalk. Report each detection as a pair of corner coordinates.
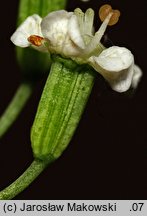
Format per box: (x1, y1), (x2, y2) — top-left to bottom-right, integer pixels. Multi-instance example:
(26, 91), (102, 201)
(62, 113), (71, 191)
(0, 159), (50, 200)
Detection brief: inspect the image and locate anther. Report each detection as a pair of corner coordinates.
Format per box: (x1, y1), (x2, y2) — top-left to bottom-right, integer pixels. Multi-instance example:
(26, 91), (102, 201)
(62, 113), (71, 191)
(99, 4), (120, 26)
(28, 35), (44, 46)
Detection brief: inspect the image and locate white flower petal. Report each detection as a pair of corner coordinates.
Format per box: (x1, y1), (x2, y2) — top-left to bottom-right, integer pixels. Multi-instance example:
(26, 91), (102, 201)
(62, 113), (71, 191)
(131, 64), (143, 88)
(96, 46), (133, 72)
(41, 10), (83, 56)
(41, 11), (71, 51)
(11, 14), (42, 47)
(109, 63), (134, 92)
(89, 46), (135, 92)
(11, 30), (30, 47)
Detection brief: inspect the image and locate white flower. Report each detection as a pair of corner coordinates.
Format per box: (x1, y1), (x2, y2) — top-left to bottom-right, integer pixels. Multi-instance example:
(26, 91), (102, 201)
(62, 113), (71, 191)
(10, 7), (142, 92)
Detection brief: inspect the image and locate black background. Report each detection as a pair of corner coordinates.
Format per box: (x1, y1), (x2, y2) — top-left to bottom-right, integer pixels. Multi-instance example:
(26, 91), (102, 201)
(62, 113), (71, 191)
(0, 0), (147, 199)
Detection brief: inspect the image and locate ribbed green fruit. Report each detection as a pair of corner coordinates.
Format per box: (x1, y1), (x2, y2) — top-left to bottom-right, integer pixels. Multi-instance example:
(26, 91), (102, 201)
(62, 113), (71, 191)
(31, 56), (95, 161)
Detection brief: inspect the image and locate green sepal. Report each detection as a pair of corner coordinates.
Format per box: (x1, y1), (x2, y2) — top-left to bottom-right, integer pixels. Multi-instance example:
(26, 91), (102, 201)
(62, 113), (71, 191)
(15, 0), (67, 81)
(31, 56), (96, 161)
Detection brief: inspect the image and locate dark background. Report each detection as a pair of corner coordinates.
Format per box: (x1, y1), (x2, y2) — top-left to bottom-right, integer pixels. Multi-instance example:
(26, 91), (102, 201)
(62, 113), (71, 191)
(0, 0), (147, 199)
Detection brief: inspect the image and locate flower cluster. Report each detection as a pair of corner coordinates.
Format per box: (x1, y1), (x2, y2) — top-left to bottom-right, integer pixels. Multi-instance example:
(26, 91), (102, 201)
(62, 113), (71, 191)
(11, 5), (142, 92)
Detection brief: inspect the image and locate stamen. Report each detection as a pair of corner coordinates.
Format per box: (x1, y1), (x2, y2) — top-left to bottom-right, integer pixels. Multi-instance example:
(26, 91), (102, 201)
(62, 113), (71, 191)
(82, 12), (113, 57)
(99, 4), (112, 22)
(28, 35), (44, 46)
(99, 4), (120, 26)
(109, 10), (120, 26)
(81, 4), (121, 57)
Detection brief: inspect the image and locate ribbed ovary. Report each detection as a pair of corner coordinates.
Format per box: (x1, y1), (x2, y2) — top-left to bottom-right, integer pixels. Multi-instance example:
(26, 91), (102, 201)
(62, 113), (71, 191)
(31, 57), (95, 161)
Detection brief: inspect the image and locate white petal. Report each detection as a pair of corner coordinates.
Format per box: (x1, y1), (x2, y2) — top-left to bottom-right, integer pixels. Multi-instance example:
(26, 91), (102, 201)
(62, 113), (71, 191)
(41, 11), (71, 50)
(131, 64), (143, 88)
(96, 46), (133, 72)
(89, 46), (135, 92)
(11, 30), (30, 47)
(11, 14), (42, 47)
(41, 10), (83, 56)
(109, 64), (134, 92)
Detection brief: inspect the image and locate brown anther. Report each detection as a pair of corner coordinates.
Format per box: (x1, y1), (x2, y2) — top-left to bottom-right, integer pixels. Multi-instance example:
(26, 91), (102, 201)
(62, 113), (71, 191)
(109, 9), (120, 26)
(99, 4), (112, 22)
(99, 4), (121, 26)
(28, 35), (44, 46)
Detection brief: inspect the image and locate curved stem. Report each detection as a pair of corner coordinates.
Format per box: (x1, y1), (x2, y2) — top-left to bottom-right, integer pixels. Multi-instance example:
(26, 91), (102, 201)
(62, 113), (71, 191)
(0, 82), (33, 138)
(0, 159), (50, 200)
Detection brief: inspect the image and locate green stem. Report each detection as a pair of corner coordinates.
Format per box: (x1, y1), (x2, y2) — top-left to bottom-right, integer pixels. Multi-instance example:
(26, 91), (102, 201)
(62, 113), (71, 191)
(0, 82), (33, 138)
(0, 159), (50, 200)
